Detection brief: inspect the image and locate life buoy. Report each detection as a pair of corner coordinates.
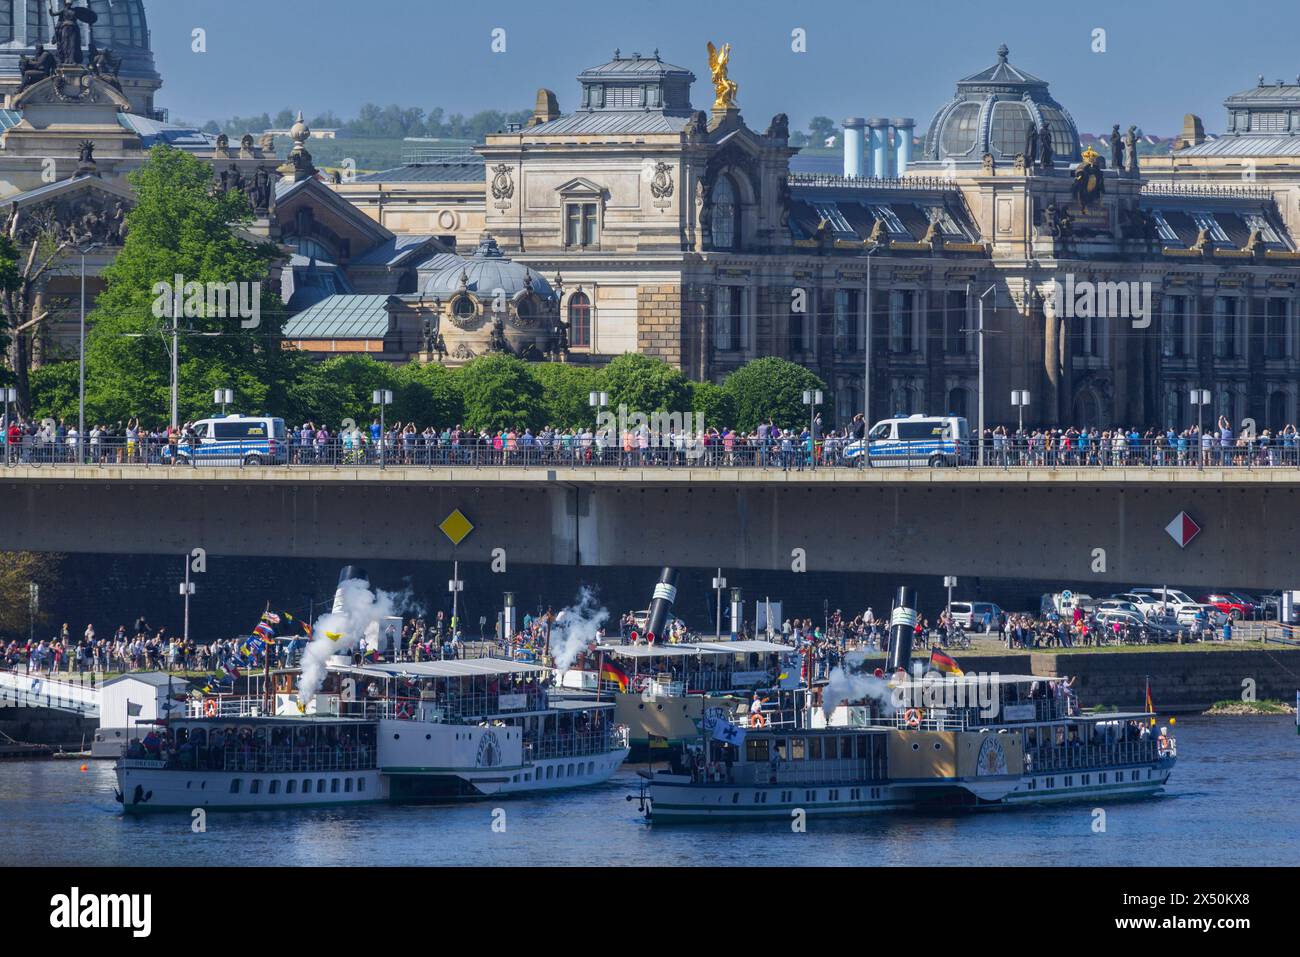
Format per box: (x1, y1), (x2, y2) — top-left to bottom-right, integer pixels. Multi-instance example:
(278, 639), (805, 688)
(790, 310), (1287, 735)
(396, 702), (414, 720)
(751, 711), (767, 728)
(1157, 734), (1169, 751)
(203, 699), (218, 717)
(904, 708), (923, 728)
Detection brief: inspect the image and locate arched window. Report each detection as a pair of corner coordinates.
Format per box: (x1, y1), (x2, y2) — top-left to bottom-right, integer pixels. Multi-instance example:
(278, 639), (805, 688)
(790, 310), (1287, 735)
(711, 176), (738, 250)
(452, 296), (476, 320)
(289, 237), (334, 263)
(947, 388), (967, 419)
(567, 291), (591, 348)
(515, 296), (534, 324)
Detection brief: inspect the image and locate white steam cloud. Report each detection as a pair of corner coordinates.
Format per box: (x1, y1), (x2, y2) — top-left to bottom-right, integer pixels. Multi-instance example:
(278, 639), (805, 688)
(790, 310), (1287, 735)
(298, 579), (415, 705)
(549, 588), (609, 671)
(821, 651), (903, 717)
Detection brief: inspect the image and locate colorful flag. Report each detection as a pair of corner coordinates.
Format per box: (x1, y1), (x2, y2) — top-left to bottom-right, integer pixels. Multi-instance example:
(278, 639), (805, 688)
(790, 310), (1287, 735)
(1145, 683), (1155, 726)
(254, 622), (275, 641)
(600, 659), (630, 692)
(326, 631), (342, 642)
(301, 621), (313, 638)
(929, 649), (964, 676)
(262, 612), (281, 625)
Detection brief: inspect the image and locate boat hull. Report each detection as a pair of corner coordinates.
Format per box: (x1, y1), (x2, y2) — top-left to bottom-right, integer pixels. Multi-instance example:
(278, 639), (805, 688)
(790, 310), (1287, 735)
(116, 763), (388, 814)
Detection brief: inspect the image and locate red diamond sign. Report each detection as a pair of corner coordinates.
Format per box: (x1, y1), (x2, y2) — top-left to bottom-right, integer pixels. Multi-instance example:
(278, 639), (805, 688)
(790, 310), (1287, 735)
(1164, 511), (1201, 548)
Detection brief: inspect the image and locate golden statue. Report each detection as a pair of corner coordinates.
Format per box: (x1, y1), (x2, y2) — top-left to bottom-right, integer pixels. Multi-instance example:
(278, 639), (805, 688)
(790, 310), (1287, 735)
(707, 41), (738, 110)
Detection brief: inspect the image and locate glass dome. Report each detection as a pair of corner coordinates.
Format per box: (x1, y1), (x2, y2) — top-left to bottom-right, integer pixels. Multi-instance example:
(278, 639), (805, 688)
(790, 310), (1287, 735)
(423, 234), (557, 302)
(916, 44), (1081, 170)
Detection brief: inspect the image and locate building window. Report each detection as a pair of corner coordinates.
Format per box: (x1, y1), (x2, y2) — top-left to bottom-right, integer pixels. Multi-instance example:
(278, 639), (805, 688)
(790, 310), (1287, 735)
(867, 204), (908, 237)
(567, 291), (591, 348)
(789, 297), (806, 355)
(1162, 295), (1189, 358)
(0, 2), (13, 44)
(715, 286), (745, 353)
(25, 0), (48, 43)
(889, 290), (915, 352)
(944, 290), (968, 354)
(1266, 298), (1289, 359)
(1191, 212), (1230, 245)
(1214, 297), (1241, 358)
(947, 388), (968, 418)
(834, 289), (861, 352)
(711, 176), (738, 250)
(452, 295), (476, 320)
(565, 203), (598, 247)
(1268, 391), (1289, 431)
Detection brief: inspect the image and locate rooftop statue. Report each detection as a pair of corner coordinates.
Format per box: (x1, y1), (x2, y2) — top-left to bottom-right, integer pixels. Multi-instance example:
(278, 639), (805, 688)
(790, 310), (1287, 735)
(51, 0), (98, 66)
(706, 41), (738, 111)
(18, 44), (57, 91)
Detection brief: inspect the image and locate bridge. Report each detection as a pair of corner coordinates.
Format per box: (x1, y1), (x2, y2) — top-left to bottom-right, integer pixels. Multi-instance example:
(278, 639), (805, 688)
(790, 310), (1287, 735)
(4, 463), (1299, 588)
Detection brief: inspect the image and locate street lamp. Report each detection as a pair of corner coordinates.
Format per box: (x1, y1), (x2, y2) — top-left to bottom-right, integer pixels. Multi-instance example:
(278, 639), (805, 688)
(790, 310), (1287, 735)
(802, 388), (823, 469)
(373, 389), (392, 468)
(589, 390), (608, 462)
(214, 388), (234, 416)
(1190, 389), (1211, 468)
(729, 588), (743, 640)
(1011, 390), (1031, 433)
(178, 561), (196, 646)
(863, 245), (880, 440)
(76, 242), (102, 463)
(2, 387), (15, 464)
(944, 575), (957, 629)
(976, 284), (997, 466)
(712, 569), (727, 640)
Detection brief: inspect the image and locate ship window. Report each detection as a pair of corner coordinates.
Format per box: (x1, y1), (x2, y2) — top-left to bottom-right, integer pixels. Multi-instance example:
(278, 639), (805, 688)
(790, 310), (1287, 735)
(269, 780), (279, 794)
(1100, 773), (1107, 784)
(807, 738), (822, 760)
(732, 793), (740, 804)
(318, 779), (326, 793)
(286, 780), (296, 794)
(1065, 776), (1073, 787)
(357, 777), (366, 792)
(249, 779), (261, 794)
(1082, 775), (1090, 785)
(230, 779), (241, 793)
(746, 738), (770, 762)
(546, 766), (553, 779)
(331, 778), (340, 793)
(791, 737), (805, 760)
(912, 742), (920, 751)
(302, 779), (311, 793)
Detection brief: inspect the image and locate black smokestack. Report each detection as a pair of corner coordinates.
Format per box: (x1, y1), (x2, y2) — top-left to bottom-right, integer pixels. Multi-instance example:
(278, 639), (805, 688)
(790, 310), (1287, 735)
(887, 586), (918, 674)
(644, 567), (678, 642)
(332, 566), (369, 614)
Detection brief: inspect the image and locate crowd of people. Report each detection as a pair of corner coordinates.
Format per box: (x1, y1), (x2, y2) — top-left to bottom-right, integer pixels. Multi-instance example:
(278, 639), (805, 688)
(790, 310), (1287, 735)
(5, 411), (1299, 468)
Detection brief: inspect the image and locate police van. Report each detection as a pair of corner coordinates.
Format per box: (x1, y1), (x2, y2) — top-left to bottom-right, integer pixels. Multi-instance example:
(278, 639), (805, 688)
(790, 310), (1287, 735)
(165, 415), (288, 466)
(845, 414), (969, 467)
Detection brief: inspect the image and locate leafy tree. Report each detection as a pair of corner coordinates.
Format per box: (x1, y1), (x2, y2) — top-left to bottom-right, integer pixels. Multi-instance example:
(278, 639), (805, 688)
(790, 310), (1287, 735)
(285, 354), (395, 428)
(81, 145), (294, 426)
(722, 357), (827, 432)
(28, 360), (79, 421)
(458, 354), (543, 433)
(597, 353), (689, 416)
(808, 115), (837, 145)
(686, 380), (736, 432)
(392, 360), (462, 427)
(273, 109), (296, 129)
(530, 362), (599, 430)
(0, 552), (62, 639)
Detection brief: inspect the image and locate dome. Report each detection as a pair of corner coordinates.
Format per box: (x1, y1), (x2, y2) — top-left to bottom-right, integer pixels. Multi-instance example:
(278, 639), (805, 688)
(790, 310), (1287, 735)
(916, 44), (1081, 169)
(0, 1), (161, 114)
(424, 234), (557, 302)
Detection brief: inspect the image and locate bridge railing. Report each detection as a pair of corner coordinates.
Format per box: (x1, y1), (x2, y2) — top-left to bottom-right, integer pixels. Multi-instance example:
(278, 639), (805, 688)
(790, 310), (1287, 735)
(4, 436), (1300, 471)
(0, 670), (100, 716)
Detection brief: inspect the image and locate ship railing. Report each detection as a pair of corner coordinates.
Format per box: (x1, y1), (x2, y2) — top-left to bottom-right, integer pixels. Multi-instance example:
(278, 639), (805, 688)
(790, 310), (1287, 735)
(187, 696), (272, 718)
(525, 728), (626, 760)
(364, 691), (547, 722)
(1023, 739), (1158, 773)
(692, 758), (879, 786)
(216, 746), (377, 773)
(119, 758), (166, 769)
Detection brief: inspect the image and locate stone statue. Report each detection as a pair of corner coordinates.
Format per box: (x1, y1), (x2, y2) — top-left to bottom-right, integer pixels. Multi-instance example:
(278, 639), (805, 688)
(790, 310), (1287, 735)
(489, 316), (509, 353)
(1110, 124), (1124, 172)
(214, 133), (230, 157)
(19, 45), (57, 91)
(88, 43), (121, 88)
(1024, 122), (1039, 170)
(684, 111), (708, 137)
(239, 134), (255, 157)
(1038, 122), (1054, 168)
(76, 140), (95, 171)
(50, 0), (97, 66)
(258, 132), (276, 154)
(1125, 125), (1139, 174)
(765, 113), (789, 140)
(706, 41), (739, 110)
(1042, 202), (1072, 241)
(248, 166), (272, 212)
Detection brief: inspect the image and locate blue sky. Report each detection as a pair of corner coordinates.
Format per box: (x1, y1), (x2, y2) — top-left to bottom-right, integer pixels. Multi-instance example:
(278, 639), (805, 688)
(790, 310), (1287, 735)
(152, 0), (1299, 137)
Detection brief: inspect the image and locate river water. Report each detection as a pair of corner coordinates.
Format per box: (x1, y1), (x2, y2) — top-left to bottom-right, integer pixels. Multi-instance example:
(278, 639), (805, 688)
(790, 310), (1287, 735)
(2, 716), (1296, 867)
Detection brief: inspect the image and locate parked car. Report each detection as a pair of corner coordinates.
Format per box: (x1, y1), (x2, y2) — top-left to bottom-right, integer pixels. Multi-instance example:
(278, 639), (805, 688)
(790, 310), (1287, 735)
(949, 601), (1004, 633)
(1126, 588), (1228, 628)
(1202, 593), (1254, 620)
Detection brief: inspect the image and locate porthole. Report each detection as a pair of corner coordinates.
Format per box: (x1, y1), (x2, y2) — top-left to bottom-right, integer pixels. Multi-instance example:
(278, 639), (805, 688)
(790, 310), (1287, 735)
(911, 742), (920, 751)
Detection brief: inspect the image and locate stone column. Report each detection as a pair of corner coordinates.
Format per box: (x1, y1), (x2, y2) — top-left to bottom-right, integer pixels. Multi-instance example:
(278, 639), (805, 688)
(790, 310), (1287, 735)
(1043, 294), (1061, 426)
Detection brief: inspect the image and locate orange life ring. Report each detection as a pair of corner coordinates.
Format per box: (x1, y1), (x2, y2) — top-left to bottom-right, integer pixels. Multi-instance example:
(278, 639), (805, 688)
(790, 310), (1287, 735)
(203, 699), (218, 717)
(1157, 734), (1169, 750)
(904, 708), (923, 728)
(750, 711), (767, 728)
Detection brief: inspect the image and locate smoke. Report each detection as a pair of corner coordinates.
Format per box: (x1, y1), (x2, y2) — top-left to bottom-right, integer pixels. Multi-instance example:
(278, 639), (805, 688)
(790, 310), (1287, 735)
(548, 588), (609, 671)
(821, 652), (904, 717)
(297, 579), (415, 705)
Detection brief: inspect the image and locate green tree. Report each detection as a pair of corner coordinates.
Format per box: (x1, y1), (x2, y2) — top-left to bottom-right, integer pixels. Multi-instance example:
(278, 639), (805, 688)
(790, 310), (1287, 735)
(530, 362), (599, 430)
(808, 115), (837, 146)
(458, 354), (543, 433)
(392, 360), (462, 427)
(286, 354), (395, 428)
(686, 380), (736, 431)
(0, 552), (62, 639)
(28, 360), (79, 421)
(722, 357), (827, 432)
(597, 353), (689, 416)
(82, 145), (295, 426)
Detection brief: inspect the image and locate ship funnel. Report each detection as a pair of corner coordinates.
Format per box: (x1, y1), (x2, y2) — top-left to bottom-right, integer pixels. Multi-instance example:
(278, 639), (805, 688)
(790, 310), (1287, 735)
(886, 586), (918, 674)
(644, 567), (679, 642)
(332, 565), (369, 613)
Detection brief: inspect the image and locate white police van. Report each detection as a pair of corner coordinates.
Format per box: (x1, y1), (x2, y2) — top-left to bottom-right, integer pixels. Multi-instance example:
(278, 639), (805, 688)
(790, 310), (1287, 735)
(844, 414), (969, 467)
(165, 415), (288, 466)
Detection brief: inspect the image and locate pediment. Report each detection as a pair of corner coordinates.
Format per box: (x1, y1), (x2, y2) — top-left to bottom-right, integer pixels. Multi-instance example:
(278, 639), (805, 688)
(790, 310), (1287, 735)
(555, 177), (606, 196)
(3, 174), (135, 247)
(12, 69), (133, 115)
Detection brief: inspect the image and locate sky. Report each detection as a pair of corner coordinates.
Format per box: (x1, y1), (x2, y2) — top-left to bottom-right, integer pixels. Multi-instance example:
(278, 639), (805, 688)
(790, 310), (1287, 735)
(148, 0), (1300, 137)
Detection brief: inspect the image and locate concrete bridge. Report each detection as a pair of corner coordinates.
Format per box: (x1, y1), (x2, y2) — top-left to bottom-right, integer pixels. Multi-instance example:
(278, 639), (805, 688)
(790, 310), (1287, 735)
(4, 465), (1300, 588)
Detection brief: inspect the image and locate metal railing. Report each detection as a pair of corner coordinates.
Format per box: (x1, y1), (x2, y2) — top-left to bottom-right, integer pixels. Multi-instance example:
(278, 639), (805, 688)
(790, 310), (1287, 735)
(1024, 738), (1161, 773)
(0, 671), (100, 716)
(7, 435), (1300, 471)
(525, 727), (628, 760)
(789, 172), (959, 192)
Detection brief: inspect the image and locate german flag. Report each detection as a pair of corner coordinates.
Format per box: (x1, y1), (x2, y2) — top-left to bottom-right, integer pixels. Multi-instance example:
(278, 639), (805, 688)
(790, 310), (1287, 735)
(929, 649), (964, 676)
(1145, 683), (1155, 726)
(600, 659), (630, 692)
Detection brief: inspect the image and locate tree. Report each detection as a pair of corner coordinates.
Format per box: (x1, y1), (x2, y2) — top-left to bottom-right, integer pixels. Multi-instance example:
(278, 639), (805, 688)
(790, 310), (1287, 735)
(285, 354), (395, 428)
(808, 116), (837, 146)
(597, 353), (690, 416)
(392, 360), (462, 427)
(530, 362), (599, 430)
(0, 214), (75, 418)
(458, 354), (543, 433)
(82, 145), (294, 426)
(0, 552), (62, 639)
(686, 380), (736, 431)
(28, 360), (78, 422)
(722, 357), (827, 432)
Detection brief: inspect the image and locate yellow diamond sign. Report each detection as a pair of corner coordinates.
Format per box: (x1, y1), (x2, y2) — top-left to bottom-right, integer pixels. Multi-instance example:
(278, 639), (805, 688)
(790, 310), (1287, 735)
(439, 509), (474, 546)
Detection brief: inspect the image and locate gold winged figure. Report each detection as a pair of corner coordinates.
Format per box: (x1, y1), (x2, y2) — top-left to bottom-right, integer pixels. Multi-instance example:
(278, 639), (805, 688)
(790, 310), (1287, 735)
(707, 41), (739, 110)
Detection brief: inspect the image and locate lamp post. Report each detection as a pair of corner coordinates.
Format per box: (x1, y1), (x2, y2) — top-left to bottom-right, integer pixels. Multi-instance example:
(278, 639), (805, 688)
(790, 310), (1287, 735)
(2, 387), (15, 464)
(214, 388), (234, 416)
(1011, 390), (1030, 433)
(1190, 389), (1211, 469)
(712, 569), (727, 640)
(802, 388), (823, 470)
(447, 561), (464, 653)
(589, 390), (608, 463)
(178, 564), (195, 645)
(863, 245), (879, 442)
(730, 588), (743, 641)
(976, 284), (997, 466)
(502, 592), (515, 645)
(76, 242), (102, 463)
(373, 389), (392, 468)
(944, 575), (957, 629)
